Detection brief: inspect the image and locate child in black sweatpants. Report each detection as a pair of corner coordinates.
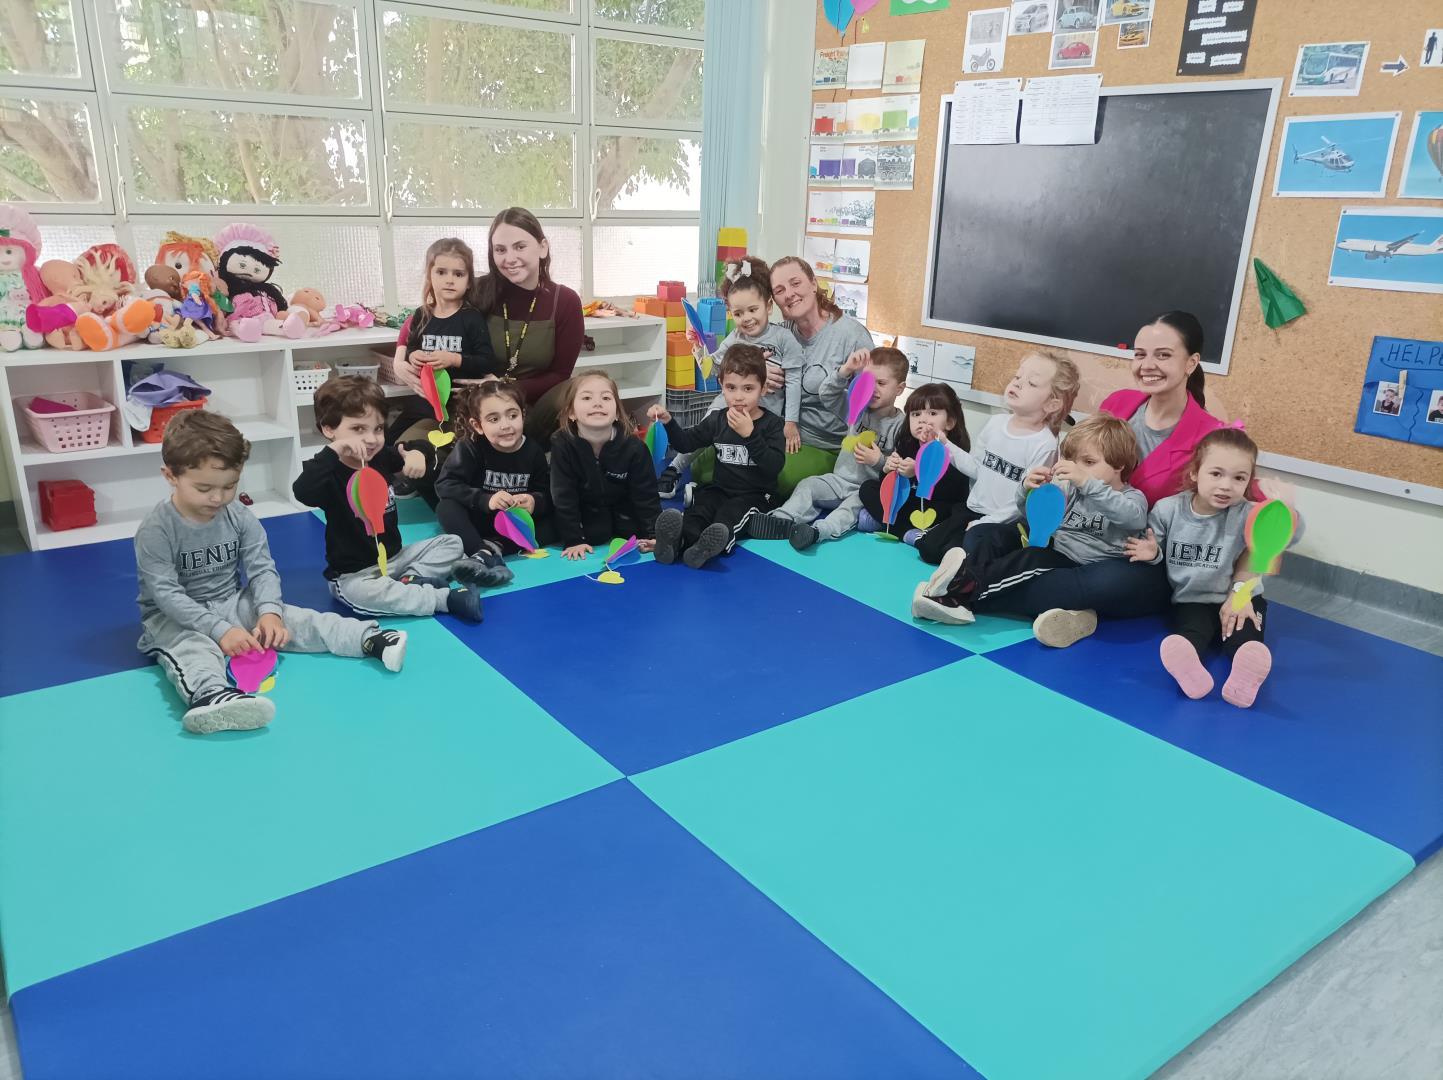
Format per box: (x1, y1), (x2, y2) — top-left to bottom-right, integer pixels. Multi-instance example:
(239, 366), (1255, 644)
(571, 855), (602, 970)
(648, 344), (785, 569)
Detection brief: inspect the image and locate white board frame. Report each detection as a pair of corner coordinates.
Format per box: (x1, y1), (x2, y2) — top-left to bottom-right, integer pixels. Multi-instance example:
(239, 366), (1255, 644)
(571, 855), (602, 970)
(920, 78), (1282, 376)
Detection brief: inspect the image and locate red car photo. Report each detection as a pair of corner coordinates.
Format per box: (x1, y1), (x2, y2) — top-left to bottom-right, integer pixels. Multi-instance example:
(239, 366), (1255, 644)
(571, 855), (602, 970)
(1058, 41), (1093, 60)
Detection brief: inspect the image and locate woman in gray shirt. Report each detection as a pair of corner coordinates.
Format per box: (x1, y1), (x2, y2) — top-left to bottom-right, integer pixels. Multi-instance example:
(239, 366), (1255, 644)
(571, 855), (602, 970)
(769, 256), (875, 495)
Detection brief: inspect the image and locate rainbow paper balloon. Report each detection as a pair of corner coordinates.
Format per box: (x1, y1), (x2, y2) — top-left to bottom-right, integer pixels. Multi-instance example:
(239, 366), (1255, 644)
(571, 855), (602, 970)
(879, 470), (913, 539)
(494, 505), (538, 552)
(644, 421), (669, 477)
(1024, 484), (1066, 548)
(350, 466), (391, 574)
(914, 438), (950, 501)
(606, 535), (641, 568)
(420, 365), (451, 423)
(847, 370), (876, 427)
(1233, 499), (1296, 610)
(227, 648), (277, 694)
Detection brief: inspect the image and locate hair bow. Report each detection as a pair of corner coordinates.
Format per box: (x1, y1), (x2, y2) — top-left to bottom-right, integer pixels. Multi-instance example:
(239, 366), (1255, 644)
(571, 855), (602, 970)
(726, 261), (751, 283)
(1225, 419), (1247, 430)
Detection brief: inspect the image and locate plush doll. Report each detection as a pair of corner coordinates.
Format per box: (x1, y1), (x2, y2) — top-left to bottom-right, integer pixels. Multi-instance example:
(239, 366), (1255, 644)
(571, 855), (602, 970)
(178, 269), (223, 340)
(0, 206), (50, 351)
(153, 232), (229, 325)
(138, 265), (198, 348)
(329, 302), (376, 329)
(72, 244), (154, 351)
(26, 260), (85, 347)
(215, 222), (307, 339)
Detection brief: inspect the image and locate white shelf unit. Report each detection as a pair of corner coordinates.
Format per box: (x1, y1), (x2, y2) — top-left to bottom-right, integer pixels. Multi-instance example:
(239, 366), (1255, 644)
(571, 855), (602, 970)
(1, 316), (665, 551)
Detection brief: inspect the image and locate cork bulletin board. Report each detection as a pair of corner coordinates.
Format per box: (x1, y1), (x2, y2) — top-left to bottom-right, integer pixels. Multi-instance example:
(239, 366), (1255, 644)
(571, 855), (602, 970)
(808, 1), (1443, 493)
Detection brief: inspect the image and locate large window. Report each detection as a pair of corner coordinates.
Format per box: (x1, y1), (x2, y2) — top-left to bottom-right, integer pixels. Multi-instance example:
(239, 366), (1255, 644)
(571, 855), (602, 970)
(0, 0), (703, 305)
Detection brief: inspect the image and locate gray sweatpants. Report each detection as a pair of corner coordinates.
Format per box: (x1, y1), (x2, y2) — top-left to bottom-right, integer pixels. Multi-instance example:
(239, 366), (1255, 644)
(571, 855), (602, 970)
(771, 472), (863, 540)
(138, 582), (377, 704)
(328, 534), (463, 618)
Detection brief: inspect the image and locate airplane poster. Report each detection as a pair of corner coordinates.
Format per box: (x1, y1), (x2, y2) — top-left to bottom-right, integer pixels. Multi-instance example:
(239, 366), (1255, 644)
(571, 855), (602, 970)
(1272, 112), (1400, 199)
(1328, 207), (1443, 295)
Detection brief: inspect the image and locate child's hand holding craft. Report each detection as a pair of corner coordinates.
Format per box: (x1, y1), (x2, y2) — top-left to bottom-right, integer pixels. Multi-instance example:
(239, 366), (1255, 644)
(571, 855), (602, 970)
(333, 436), (371, 470)
(253, 612), (290, 650)
(1022, 465), (1053, 491)
(220, 626), (263, 658)
(647, 403), (671, 424)
(854, 440), (882, 467)
(488, 490), (517, 511)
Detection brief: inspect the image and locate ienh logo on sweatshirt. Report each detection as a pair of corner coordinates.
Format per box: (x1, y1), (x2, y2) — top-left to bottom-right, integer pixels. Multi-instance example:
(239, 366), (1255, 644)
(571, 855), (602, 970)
(1168, 541), (1224, 565)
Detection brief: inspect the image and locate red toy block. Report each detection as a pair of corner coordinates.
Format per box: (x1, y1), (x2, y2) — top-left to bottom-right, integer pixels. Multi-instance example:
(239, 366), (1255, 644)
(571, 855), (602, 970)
(656, 281), (686, 301)
(39, 478), (96, 531)
(715, 245), (747, 263)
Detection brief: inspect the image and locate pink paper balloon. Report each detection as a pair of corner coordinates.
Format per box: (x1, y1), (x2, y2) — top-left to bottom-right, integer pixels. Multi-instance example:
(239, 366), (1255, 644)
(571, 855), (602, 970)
(853, 0), (880, 12)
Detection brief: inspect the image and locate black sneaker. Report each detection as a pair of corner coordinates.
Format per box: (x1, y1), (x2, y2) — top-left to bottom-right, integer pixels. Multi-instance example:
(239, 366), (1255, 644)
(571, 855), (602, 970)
(745, 512), (792, 540)
(445, 585), (483, 623)
(683, 522), (730, 568)
(183, 688), (275, 735)
(789, 522), (821, 551)
(362, 628), (408, 672)
(391, 473), (420, 500)
(453, 541), (514, 588)
(657, 466), (680, 500)
(654, 509), (684, 565)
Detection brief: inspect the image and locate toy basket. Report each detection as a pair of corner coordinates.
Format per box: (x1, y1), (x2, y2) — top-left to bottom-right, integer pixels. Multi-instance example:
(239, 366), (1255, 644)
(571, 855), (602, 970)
(293, 363), (332, 394)
(372, 345), (403, 385)
(20, 392), (116, 453)
(665, 388), (713, 429)
(140, 397), (206, 443)
(333, 361), (380, 381)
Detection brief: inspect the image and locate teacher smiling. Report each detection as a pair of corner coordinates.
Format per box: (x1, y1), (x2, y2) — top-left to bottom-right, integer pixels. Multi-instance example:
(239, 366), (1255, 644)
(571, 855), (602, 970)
(473, 207), (585, 440)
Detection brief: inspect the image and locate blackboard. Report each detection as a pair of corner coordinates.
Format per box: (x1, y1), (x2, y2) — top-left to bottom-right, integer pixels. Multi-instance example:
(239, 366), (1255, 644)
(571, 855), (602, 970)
(923, 82), (1278, 373)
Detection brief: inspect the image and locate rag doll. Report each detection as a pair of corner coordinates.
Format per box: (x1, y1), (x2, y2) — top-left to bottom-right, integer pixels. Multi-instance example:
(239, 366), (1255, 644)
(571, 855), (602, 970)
(153, 232), (229, 324)
(177, 269), (222, 340)
(0, 206), (49, 351)
(141, 265), (198, 348)
(215, 222), (306, 339)
(71, 244), (154, 351)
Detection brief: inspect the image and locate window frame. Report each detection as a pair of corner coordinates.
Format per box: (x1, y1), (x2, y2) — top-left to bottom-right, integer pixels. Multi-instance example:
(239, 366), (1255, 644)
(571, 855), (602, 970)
(11, 0), (701, 305)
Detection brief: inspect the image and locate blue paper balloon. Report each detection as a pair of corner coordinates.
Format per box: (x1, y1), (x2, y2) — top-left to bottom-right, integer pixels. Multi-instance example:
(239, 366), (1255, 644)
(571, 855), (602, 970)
(823, 0), (855, 34)
(914, 439), (950, 500)
(1025, 484), (1066, 548)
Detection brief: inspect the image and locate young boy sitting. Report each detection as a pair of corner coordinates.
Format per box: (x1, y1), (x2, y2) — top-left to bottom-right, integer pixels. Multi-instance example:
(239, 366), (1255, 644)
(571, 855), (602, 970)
(745, 345), (907, 549)
(292, 376), (485, 623)
(911, 414), (1146, 625)
(136, 409), (408, 735)
(647, 344), (786, 568)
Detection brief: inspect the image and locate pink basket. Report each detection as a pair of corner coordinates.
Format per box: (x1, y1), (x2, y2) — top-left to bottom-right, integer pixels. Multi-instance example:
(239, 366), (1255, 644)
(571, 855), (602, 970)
(21, 391), (116, 453)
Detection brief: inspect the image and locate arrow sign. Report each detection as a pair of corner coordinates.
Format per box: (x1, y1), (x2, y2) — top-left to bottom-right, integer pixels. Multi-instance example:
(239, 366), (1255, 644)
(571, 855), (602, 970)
(1381, 55), (1408, 76)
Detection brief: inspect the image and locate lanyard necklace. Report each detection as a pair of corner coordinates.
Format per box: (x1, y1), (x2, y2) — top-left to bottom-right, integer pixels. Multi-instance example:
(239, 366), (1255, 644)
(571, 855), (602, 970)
(502, 291), (539, 372)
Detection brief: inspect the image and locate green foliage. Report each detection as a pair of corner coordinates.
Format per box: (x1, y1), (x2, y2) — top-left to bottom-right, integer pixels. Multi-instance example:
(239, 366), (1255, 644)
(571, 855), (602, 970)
(594, 0), (706, 33)
(593, 38), (701, 126)
(389, 121), (573, 210)
(0, 0), (79, 78)
(0, 94), (99, 202)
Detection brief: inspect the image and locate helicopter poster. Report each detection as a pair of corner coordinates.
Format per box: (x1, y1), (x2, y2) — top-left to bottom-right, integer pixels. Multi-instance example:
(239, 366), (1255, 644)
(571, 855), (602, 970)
(1272, 112), (1401, 199)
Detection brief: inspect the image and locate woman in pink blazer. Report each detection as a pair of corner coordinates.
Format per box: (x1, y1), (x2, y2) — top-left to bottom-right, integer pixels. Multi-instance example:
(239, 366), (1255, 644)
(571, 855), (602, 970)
(954, 312), (1244, 644)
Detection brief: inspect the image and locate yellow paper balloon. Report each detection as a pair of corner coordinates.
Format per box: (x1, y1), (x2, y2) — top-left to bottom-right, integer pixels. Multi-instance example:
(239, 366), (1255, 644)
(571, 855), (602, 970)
(428, 429), (455, 448)
(841, 430), (878, 453)
(909, 507), (937, 530)
(597, 569), (625, 585)
(525, 549), (550, 559)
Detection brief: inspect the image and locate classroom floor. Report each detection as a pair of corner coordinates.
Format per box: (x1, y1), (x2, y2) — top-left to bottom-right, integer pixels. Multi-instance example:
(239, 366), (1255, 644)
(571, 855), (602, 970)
(0, 502), (1440, 1080)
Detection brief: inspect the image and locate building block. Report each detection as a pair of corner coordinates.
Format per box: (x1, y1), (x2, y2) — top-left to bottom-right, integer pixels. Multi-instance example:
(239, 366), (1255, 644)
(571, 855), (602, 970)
(716, 227), (747, 248)
(664, 301), (685, 318)
(666, 333), (693, 357)
(698, 298), (727, 333)
(716, 246), (747, 263)
(657, 281), (686, 301)
(665, 316), (686, 334)
(38, 479), (97, 531)
(642, 297), (666, 317)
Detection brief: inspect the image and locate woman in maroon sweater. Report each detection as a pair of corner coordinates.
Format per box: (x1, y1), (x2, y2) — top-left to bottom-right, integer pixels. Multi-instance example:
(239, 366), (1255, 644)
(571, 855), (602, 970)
(470, 207), (585, 439)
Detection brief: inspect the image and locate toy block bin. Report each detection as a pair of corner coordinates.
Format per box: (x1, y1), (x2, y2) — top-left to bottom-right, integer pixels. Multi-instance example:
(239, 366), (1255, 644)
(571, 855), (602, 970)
(20, 392), (117, 453)
(39, 479), (97, 531)
(141, 398), (207, 443)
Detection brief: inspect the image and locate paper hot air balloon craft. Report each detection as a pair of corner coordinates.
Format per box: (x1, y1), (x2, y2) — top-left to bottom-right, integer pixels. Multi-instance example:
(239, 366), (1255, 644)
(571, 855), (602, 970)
(591, 535), (642, 585)
(420, 365), (454, 448)
(644, 420), (669, 479)
(348, 465), (392, 575)
(909, 437), (951, 530)
(877, 470), (912, 541)
(494, 504), (548, 559)
(1231, 499), (1296, 611)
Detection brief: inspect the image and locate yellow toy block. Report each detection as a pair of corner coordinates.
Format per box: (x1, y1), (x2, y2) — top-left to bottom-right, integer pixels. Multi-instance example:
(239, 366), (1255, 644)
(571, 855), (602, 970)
(665, 315), (686, 333)
(716, 227), (747, 248)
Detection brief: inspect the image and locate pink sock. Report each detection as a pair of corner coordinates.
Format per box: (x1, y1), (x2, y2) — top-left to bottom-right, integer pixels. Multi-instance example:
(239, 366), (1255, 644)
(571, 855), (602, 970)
(1160, 635), (1214, 699)
(1222, 641), (1272, 708)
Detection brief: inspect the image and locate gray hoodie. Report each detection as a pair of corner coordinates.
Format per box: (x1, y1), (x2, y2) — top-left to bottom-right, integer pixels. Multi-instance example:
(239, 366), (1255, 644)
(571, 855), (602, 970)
(1147, 493), (1303, 605)
(1017, 477), (1147, 565)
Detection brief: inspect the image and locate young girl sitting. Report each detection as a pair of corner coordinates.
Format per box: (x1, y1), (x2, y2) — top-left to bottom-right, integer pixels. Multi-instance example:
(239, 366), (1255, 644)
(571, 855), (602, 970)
(550, 371), (661, 560)
(857, 381), (972, 542)
(388, 238), (499, 446)
(915, 351), (1078, 564)
(434, 380), (551, 582)
(912, 414), (1146, 625)
(657, 256), (803, 495)
(1124, 428), (1300, 708)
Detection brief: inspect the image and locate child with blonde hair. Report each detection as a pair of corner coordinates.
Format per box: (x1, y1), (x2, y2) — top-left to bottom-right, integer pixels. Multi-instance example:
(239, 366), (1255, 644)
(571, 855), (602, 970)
(913, 413), (1145, 625)
(915, 350), (1079, 564)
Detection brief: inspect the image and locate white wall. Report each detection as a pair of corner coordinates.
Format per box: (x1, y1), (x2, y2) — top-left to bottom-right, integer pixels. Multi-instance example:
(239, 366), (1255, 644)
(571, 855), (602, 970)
(753, 22), (1443, 595)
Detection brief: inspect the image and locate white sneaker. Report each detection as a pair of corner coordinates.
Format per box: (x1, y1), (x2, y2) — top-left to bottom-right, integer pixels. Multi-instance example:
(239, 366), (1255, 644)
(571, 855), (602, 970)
(911, 582), (975, 625)
(1032, 608), (1097, 648)
(183, 689), (275, 734)
(924, 546), (968, 598)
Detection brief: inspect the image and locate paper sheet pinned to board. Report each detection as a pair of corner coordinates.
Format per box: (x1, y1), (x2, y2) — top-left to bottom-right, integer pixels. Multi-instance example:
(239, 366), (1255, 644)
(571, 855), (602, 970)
(1020, 73), (1103, 144)
(950, 79), (1022, 144)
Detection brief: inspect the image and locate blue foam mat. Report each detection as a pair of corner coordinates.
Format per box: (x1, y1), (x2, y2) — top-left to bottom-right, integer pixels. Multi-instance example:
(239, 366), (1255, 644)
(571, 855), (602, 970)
(451, 547), (966, 774)
(989, 604), (1443, 861)
(11, 782), (981, 1080)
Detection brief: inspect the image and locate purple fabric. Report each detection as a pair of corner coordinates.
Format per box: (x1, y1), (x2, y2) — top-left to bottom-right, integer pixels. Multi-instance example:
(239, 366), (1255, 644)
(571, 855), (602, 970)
(127, 371), (212, 408)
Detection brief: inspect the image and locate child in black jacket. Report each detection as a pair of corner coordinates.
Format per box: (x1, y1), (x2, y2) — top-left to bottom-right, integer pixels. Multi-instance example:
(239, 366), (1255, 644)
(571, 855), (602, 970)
(435, 379), (551, 581)
(293, 377), (482, 622)
(550, 371), (661, 560)
(647, 345), (785, 569)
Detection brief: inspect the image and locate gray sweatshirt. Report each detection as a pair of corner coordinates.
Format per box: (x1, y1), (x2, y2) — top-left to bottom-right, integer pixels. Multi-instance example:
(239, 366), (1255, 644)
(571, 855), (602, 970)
(786, 314), (875, 450)
(819, 368), (905, 485)
(135, 498), (284, 642)
(1018, 477), (1147, 565)
(1147, 494), (1302, 605)
(711, 323), (803, 423)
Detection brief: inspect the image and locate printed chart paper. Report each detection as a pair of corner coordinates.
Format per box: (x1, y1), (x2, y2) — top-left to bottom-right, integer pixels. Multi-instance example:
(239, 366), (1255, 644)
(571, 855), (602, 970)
(814, 48), (849, 89)
(1021, 73), (1102, 144)
(950, 78), (1022, 144)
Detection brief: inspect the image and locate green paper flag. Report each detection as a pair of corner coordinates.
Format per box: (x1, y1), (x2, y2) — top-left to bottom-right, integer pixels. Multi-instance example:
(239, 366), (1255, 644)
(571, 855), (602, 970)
(891, 0), (948, 13)
(1253, 258), (1306, 329)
